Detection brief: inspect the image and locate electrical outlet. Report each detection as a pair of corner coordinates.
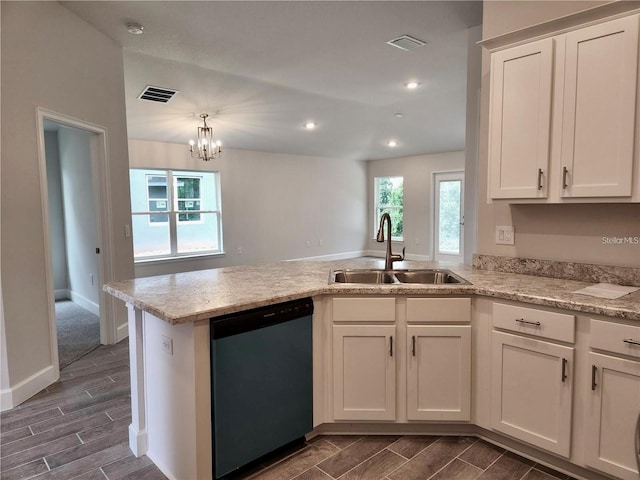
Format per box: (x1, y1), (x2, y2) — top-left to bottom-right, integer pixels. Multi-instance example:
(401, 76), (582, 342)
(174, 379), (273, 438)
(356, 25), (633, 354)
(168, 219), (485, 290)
(90, 274), (94, 285)
(161, 335), (173, 355)
(415, 237), (421, 245)
(237, 246), (243, 255)
(306, 240), (311, 248)
(495, 226), (515, 245)
(124, 224), (131, 238)
(319, 239), (324, 247)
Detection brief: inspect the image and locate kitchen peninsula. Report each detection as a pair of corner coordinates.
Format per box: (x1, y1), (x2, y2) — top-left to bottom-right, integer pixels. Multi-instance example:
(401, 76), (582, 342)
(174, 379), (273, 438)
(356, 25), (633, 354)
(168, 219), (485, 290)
(105, 258), (640, 480)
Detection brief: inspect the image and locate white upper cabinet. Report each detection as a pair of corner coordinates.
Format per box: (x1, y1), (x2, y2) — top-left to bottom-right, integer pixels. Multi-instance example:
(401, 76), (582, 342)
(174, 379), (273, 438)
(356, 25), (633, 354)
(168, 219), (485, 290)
(488, 14), (640, 201)
(560, 16), (639, 198)
(489, 39), (553, 199)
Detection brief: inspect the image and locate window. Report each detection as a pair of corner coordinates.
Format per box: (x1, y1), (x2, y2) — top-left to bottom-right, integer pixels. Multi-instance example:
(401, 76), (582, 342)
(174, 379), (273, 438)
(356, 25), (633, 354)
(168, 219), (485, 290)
(130, 169), (223, 259)
(434, 171), (464, 262)
(374, 176), (403, 240)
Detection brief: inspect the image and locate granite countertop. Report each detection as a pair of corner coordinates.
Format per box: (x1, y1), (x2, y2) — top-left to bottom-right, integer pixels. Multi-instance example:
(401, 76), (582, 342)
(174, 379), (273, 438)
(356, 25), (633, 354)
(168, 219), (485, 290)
(104, 259), (640, 324)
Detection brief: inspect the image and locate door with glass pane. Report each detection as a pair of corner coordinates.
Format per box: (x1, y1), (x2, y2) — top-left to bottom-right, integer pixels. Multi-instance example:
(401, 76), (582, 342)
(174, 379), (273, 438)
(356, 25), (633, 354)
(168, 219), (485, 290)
(434, 172), (464, 262)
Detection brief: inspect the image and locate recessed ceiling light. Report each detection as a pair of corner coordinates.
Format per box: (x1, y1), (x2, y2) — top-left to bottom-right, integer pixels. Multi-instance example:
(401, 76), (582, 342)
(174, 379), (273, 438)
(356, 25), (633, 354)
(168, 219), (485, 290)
(395, 113), (404, 118)
(304, 121), (317, 130)
(405, 81), (420, 90)
(387, 140), (398, 147)
(127, 23), (144, 35)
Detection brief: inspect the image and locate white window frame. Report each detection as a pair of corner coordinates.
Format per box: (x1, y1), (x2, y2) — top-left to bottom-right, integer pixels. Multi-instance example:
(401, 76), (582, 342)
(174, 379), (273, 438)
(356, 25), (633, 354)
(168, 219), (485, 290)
(132, 169), (223, 260)
(374, 176), (404, 241)
(433, 170), (464, 262)
(174, 174), (204, 225)
(145, 173), (169, 226)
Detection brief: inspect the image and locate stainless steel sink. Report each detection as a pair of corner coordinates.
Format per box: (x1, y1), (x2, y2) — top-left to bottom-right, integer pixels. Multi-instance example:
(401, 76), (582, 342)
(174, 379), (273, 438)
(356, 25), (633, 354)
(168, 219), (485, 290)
(330, 269), (470, 285)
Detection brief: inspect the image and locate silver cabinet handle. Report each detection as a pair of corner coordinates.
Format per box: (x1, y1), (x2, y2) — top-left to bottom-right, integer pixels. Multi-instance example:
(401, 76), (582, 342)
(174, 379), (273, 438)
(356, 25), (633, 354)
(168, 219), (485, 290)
(411, 336), (416, 357)
(591, 365), (598, 391)
(624, 339), (640, 346)
(389, 336), (393, 357)
(537, 168), (544, 190)
(561, 358), (568, 383)
(515, 318), (541, 327)
(562, 166), (569, 189)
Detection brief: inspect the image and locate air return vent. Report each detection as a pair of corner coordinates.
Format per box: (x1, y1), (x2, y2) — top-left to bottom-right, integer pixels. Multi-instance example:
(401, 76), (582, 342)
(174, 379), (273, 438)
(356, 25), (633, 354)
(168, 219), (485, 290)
(386, 35), (427, 51)
(138, 85), (179, 103)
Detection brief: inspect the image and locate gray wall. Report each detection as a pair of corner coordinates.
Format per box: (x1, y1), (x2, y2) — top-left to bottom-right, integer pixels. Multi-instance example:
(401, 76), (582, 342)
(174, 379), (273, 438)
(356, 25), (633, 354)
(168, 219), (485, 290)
(1, 2), (133, 393)
(477, 0), (640, 267)
(366, 151), (466, 260)
(45, 131), (69, 296)
(58, 127), (100, 311)
(129, 139), (368, 277)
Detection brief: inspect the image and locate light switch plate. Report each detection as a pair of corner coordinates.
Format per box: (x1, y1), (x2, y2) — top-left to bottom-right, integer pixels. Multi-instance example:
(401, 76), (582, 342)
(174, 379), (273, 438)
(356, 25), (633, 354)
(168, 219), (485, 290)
(495, 225), (515, 245)
(161, 335), (173, 355)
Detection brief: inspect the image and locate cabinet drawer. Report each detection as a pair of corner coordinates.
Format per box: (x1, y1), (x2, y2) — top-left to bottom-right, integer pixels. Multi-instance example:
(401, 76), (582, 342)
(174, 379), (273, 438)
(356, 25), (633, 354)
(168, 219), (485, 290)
(406, 298), (470, 323)
(332, 297), (395, 322)
(590, 319), (640, 359)
(493, 303), (575, 343)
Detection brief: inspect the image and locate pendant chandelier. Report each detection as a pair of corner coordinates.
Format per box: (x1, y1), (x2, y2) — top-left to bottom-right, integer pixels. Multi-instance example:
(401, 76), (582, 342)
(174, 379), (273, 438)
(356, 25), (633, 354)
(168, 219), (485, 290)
(189, 113), (221, 161)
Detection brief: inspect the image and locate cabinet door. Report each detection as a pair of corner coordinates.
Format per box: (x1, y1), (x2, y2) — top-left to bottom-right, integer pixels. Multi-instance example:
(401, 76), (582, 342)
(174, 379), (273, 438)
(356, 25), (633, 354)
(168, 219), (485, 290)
(333, 325), (396, 421)
(561, 15), (639, 197)
(585, 352), (640, 480)
(407, 325), (471, 421)
(489, 38), (553, 199)
(491, 331), (574, 457)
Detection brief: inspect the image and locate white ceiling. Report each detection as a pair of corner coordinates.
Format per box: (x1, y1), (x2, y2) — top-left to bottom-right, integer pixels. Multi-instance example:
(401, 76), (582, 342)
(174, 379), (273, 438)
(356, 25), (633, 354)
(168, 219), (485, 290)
(61, 1), (482, 161)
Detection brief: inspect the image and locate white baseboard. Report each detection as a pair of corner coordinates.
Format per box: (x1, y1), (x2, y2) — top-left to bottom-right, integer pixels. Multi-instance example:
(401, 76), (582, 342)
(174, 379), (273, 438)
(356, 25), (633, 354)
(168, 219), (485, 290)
(364, 250), (431, 262)
(0, 365), (58, 411)
(54, 289), (69, 300)
(68, 291), (100, 316)
(116, 322), (128, 343)
(287, 250), (367, 262)
(129, 424), (149, 457)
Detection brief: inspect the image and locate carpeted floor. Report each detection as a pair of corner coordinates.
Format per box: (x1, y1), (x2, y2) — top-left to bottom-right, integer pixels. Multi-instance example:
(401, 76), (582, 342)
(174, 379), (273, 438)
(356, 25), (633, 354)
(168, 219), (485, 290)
(55, 300), (101, 369)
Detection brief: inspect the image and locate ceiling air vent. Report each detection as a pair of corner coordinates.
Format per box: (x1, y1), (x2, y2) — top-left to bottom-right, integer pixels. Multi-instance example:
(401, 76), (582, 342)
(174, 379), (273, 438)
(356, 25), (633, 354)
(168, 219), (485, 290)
(386, 35), (427, 51)
(138, 85), (179, 103)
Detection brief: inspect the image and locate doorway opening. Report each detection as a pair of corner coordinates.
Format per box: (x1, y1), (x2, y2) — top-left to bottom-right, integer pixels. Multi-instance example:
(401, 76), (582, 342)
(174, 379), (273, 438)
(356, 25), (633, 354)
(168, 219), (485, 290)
(43, 120), (102, 368)
(37, 108), (116, 376)
(433, 171), (465, 263)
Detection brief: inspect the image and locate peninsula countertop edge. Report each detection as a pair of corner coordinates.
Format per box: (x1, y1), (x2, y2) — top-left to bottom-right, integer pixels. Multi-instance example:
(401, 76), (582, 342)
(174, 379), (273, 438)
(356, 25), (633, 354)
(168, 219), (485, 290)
(103, 259), (640, 324)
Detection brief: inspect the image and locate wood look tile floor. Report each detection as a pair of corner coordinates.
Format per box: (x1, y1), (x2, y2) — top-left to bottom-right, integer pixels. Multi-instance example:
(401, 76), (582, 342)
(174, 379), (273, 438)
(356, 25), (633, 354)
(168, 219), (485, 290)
(0, 340), (167, 480)
(237, 436), (578, 480)
(2, 341), (576, 480)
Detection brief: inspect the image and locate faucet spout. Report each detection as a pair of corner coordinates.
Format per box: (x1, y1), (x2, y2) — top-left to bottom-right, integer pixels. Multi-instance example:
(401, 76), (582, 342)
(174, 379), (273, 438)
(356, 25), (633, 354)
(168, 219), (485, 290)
(376, 212), (405, 270)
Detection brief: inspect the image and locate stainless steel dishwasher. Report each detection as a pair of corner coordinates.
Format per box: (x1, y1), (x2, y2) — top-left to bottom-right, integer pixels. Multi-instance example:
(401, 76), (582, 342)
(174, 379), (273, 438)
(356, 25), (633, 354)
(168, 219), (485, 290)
(210, 298), (313, 479)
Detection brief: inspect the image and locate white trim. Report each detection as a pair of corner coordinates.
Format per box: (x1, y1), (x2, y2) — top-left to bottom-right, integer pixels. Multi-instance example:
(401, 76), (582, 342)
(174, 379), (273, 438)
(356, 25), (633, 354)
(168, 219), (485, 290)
(54, 289), (70, 300)
(116, 322), (128, 343)
(0, 365), (57, 412)
(286, 250), (368, 262)
(68, 291), (100, 317)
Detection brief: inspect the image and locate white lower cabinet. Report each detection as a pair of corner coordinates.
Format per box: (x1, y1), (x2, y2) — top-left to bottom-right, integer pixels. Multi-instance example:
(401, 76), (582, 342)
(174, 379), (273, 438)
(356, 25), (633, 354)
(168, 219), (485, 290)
(332, 324), (396, 421)
(406, 325), (471, 421)
(585, 339), (640, 479)
(491, 330), (574, 457)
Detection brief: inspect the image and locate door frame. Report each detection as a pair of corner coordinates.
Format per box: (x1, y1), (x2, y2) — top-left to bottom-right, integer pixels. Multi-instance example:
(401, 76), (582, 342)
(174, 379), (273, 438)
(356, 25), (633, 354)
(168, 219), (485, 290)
(432, 170), (465, 262)
(36, 107), (116, 374)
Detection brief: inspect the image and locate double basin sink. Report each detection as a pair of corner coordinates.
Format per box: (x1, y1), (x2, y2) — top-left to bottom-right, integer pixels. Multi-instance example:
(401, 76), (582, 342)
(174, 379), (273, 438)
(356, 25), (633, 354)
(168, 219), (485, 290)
(330, 268), (470, 285)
